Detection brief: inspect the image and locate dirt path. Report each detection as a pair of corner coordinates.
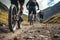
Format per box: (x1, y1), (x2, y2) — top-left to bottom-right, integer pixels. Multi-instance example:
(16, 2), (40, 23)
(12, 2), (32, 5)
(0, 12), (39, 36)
(0, 23), (34, 40)
(0, 23), (60, 40)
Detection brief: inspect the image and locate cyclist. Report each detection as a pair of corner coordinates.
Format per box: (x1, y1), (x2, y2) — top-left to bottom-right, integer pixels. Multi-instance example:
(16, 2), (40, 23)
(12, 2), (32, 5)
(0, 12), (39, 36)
(26, 0), (39, 22)
(10, 0), (25, 28)
(10, 0), (25, 21)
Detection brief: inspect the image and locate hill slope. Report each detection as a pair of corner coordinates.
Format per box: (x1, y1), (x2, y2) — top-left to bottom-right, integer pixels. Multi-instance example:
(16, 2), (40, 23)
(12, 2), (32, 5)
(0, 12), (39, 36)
(38, 2), (60, 23)
(0, 2), (29, 25)
(0, 2), (8, 11)
(0, 2), (8, 25)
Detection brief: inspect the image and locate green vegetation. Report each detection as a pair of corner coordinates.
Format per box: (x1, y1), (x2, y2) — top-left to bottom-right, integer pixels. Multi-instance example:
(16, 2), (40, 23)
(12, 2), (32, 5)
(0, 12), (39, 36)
(0, 9), (8, 25)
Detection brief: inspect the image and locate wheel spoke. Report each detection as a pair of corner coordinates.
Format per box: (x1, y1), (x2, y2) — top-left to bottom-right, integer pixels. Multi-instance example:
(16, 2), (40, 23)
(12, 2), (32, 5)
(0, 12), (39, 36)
(9, 6), (17, 32)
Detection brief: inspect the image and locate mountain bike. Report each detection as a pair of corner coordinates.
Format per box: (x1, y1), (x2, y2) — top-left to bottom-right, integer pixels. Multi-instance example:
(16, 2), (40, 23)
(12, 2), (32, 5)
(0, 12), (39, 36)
(8, 4), (22, 32)
(29, 10), (40, 25)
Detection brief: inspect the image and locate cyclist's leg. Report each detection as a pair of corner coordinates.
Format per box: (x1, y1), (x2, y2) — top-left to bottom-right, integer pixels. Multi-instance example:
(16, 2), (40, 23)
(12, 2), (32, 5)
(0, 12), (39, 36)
(33, 9), (36, 21)
(28, 9), (31, 22)
(19, 3), (24, 22)
(20, 3), (24, 12)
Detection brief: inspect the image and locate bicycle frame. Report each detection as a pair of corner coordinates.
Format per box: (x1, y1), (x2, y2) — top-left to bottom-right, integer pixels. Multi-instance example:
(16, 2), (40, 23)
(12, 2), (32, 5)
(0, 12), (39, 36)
(29, 10), (40, 25)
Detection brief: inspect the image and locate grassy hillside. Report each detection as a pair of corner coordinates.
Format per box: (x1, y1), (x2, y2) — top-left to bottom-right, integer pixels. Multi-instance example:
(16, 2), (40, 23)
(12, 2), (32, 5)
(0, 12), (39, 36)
(0, 9), (29, 25)
(0, 9), (8, 25)
(44, 12), (60, 23)
(22, 14), (29, 24)
(0, 2), (8, 26)
(0, 2), (8, 11)
(37, 2), (60, 23)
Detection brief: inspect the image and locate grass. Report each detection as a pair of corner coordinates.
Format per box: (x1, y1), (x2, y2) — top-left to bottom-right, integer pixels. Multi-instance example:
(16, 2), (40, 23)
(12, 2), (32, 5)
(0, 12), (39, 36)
(0, 9), (8, 25)
(0, 9), (29, 26)
(44, 12), (60, 23)
(22, 14), (29, 24)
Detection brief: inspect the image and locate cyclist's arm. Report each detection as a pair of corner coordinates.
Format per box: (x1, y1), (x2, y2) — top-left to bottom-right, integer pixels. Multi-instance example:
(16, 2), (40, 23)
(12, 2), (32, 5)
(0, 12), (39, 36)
(36, 2), (39, 10)
(26, 1), (29, 7)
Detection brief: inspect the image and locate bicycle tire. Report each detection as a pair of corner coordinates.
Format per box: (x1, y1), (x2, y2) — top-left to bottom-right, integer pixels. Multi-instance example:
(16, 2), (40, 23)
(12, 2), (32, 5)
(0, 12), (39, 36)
(29, 15), (33, 25)
(8, 6), (17, 32)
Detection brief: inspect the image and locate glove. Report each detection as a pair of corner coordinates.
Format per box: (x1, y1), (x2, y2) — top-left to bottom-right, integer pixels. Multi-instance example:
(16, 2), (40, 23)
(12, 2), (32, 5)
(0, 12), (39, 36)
(38, 8), (39, 10)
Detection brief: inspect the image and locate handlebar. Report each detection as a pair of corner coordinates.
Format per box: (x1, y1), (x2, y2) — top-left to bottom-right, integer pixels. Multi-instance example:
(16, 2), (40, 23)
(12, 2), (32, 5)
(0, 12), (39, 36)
(36, 9), (40, 13)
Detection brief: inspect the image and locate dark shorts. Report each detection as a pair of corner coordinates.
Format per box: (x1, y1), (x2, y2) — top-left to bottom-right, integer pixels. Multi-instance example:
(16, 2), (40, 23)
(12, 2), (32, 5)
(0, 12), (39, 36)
(29, 8), (36, 14)
(19, 0), (25, 4)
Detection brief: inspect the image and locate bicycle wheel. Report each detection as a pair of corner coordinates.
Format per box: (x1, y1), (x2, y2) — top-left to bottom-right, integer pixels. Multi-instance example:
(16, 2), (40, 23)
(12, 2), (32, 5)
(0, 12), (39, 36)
(8, 6), (17, 32)
(29, 14), (33, 25)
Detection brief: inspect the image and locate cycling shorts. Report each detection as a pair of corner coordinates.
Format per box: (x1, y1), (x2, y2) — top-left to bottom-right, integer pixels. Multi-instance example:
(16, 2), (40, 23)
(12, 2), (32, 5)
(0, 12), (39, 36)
(29, 8), (36, 14)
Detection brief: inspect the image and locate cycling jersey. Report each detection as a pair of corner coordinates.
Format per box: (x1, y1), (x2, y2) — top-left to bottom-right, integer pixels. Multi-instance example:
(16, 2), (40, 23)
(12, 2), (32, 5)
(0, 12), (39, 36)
(26, 0), (39, 9)
(26, 0), (39, 14)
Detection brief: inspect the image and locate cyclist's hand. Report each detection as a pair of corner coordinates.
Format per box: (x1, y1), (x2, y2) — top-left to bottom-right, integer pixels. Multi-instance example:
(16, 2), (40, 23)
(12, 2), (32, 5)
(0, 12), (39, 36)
(38, 8), (39, 10)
